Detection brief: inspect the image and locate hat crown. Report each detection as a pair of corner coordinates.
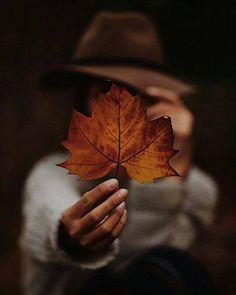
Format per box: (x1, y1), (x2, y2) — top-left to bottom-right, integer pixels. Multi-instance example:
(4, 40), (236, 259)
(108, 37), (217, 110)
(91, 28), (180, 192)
(75, 11), (165, 65)
(42, 11), (195, 96)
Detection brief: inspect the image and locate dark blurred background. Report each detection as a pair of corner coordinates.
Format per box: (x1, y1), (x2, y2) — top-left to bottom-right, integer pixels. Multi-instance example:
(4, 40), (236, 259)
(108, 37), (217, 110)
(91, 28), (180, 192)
(1, 1), (235, 294)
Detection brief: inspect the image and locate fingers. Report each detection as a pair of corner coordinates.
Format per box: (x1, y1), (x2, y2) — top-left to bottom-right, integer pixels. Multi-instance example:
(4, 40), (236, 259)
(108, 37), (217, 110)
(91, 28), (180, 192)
(78, 188), (128, 233)
(145, 86), (183, 106)
(112, 209), (127, 236)
(147, 103), (174, 121)
(79, 201), (125, 247)
(68, 178), (119, 218)
(89, 209), (127, 252)
(147, 103), (194, 138)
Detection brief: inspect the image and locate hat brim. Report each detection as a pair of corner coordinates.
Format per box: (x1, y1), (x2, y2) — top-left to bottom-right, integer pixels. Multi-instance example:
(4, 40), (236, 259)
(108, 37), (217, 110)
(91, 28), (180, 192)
(41, 62), (196, 96)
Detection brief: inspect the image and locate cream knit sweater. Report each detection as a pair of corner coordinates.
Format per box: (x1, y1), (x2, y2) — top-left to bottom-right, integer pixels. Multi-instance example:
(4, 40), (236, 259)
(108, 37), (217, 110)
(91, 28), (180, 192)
(19, 152), (218, 295)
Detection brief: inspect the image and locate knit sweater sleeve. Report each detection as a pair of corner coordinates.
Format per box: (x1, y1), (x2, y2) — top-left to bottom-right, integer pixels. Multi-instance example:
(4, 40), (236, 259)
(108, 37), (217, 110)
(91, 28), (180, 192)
(166, 166), (219, 249)
(20, 153), (119, 270)
(182, 166), (219, 228)
(126, 166), (218, 251)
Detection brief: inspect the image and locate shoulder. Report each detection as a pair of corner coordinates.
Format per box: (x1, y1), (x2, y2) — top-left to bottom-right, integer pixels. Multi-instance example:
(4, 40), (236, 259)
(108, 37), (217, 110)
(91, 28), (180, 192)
(30, 152), (68, 173)
(184, 166), (219, 209)
(186, 166), (219, 196)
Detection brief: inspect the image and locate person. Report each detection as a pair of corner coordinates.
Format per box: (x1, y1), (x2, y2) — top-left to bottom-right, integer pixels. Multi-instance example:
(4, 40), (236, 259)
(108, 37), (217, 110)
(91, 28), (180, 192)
(20, 11), (219, 295)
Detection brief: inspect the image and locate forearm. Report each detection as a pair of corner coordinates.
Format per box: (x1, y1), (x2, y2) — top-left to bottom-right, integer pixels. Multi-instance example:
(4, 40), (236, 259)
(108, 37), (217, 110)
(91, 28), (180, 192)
(20, 153), (120, 269)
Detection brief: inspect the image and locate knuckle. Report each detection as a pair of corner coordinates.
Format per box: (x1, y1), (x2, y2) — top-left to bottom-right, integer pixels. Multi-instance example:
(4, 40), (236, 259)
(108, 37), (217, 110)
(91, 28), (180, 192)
(100, 224), (111, 235)
(97, 183), (106, 195)
(68, 218), (89, 238)
(81, 193), (92, 209)
(88, 212), (99, 224)
(117, 206), (125, 216)
(68, 221), (80, 237)
(110, 196), (118, 208)
(61, 209), (73, 225)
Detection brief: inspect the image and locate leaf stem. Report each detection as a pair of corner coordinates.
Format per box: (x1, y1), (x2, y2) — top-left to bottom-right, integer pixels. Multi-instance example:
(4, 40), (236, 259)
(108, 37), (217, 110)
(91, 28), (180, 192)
(114, 92), (121, 178)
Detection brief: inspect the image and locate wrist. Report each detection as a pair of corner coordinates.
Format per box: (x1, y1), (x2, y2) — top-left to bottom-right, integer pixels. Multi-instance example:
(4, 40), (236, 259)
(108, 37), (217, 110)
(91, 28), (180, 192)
(58, 220), (92, 259)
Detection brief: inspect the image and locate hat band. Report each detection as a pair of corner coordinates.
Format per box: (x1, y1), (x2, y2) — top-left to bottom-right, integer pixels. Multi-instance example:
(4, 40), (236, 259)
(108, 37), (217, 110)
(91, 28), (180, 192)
(70, 57), (193, 85)
(71, 57), (169, 73)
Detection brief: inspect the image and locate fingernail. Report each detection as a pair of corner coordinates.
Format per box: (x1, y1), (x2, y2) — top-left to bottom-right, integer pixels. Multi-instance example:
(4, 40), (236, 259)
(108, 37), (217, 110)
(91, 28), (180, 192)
(117, 201), (125, 211)
(106, 178), (118, 189)
(163, 115), (170, 119)
(117, 188), (128, 200)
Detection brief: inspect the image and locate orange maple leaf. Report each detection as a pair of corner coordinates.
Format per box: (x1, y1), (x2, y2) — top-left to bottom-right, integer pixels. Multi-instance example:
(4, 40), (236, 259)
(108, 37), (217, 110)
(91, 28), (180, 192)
(58, 84), (178, 183)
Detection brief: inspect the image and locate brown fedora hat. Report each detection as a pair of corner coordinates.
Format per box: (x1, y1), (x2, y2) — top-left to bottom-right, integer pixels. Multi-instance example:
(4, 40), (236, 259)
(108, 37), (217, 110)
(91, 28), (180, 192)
(42, 11), (195, 96)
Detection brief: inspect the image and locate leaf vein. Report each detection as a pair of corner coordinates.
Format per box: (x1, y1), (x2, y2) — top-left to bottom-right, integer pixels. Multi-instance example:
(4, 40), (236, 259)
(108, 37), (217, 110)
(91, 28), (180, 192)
(121, 127), (168, 163)
(78, 125), (116, 163)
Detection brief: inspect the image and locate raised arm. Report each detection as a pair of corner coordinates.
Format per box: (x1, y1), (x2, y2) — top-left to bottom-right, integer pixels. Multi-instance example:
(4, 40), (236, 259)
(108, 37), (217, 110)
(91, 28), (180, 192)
(20, 153), (127, 269)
